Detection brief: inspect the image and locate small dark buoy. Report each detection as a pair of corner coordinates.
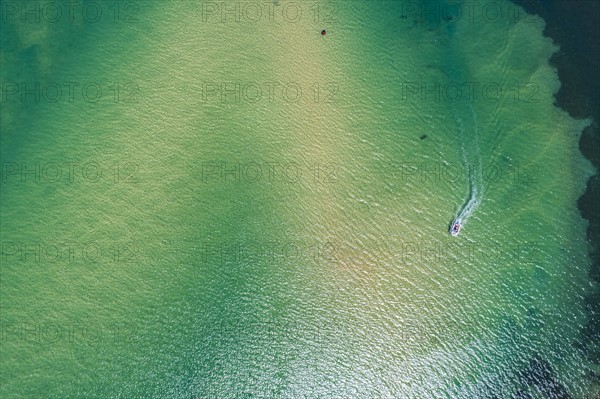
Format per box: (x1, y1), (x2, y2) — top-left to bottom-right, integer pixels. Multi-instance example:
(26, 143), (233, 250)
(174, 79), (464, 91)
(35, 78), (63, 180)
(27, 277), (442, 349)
(420, 134), (427, 140)
(321, 30), (327, 36)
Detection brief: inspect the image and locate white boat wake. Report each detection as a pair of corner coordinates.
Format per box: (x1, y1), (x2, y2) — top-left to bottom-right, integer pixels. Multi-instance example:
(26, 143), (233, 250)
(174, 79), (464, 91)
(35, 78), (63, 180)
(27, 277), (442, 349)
(450, 105), (483, 236)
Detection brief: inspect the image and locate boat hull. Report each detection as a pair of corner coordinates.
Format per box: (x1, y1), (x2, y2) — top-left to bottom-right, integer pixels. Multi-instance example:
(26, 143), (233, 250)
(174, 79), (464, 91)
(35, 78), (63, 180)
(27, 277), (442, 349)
(450, 220), (462, 236)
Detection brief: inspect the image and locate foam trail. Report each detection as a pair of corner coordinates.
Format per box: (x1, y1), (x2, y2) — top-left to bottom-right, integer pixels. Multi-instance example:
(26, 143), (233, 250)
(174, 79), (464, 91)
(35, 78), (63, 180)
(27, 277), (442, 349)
(451, 104), (483, 233)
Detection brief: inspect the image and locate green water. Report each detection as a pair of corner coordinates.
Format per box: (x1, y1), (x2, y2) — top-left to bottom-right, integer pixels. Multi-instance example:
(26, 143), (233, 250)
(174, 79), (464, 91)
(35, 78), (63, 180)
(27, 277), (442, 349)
(1, 0), (597, 397)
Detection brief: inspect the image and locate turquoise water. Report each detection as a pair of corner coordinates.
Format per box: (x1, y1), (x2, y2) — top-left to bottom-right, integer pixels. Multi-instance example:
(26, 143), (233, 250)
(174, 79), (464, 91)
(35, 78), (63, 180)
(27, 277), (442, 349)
(1, 1), (597, 397)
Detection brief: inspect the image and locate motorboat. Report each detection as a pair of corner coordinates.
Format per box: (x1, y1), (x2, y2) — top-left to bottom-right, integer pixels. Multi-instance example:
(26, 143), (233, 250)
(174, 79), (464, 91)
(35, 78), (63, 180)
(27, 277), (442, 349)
(450, 219), (461, 236)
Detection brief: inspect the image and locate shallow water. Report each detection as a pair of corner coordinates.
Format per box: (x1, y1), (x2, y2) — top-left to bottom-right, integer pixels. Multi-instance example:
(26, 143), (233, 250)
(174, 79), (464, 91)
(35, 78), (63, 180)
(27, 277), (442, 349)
(0, 1), (596, 397)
